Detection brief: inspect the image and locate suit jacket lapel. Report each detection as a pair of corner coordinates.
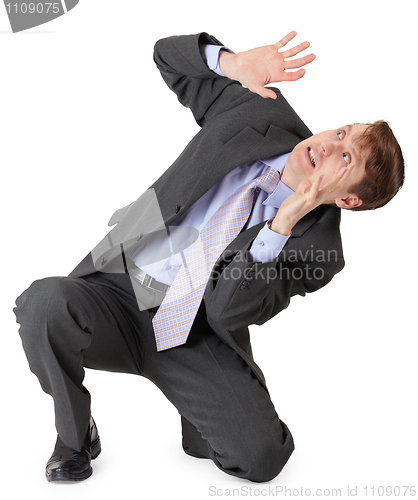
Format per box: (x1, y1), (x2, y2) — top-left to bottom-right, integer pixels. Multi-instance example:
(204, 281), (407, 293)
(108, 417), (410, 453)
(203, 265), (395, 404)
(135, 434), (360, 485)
(186, 125), (304, 212)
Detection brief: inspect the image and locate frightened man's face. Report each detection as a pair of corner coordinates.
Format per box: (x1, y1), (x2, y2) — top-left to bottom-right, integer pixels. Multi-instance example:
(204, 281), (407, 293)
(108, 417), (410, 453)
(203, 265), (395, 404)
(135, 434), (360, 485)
(282, 124), (368, 209)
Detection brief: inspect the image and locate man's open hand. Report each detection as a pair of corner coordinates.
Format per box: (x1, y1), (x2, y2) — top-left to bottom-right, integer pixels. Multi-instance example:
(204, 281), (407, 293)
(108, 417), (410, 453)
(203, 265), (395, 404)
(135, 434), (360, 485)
(270, 164), (354, 236)
(219, 31), (315, 99)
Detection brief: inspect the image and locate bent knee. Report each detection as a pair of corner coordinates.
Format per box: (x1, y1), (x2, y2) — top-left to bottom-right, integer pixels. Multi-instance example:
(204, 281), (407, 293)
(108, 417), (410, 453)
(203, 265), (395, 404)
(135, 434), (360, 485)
(14, 276), (75, 336)
(15, 276), (66, 307)
(243, 432), (295, 482)
(217, 422), (295, 482)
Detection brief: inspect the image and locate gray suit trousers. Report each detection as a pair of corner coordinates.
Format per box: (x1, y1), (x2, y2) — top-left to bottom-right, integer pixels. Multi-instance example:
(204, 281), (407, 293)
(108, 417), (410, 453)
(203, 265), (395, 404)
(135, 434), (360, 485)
(14, 270), (294, 482)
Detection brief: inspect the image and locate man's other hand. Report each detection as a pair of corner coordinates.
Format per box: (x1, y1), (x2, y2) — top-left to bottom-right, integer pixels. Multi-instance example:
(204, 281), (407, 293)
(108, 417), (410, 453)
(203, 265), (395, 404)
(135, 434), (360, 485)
(270, 164), (354, 236)
(219, 31), (315, 99)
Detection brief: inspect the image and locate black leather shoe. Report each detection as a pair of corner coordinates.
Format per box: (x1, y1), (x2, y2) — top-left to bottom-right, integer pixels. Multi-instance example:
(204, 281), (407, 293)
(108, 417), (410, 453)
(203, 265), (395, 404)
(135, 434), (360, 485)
(45, 417), (101, 482)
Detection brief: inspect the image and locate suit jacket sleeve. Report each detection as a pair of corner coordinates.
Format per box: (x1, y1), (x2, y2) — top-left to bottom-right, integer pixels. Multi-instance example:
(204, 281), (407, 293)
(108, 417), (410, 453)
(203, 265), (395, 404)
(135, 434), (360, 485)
(154, 32), (256, 126)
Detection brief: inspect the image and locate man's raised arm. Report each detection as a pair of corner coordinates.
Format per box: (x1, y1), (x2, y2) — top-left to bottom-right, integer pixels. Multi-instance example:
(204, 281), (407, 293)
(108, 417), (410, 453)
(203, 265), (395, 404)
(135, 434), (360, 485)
(154, 32), (315, 126)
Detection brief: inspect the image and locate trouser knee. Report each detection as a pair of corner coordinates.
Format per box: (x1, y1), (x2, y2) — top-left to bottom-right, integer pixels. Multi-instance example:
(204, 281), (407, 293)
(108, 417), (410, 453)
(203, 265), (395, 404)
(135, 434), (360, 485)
(14, 276), (91, 371)
(240, 428), (295, 482)
(15, 276), (65, 319)
(208, 418), (295, 482)
(15, 277), (68, 343)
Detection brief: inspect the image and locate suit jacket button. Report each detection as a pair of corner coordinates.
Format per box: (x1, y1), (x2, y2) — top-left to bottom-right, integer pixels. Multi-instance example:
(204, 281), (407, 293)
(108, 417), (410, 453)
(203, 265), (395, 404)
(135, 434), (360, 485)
(240, 284), (248, 290)
(175, 204), (181, 214)
(242, 280), (250, 286)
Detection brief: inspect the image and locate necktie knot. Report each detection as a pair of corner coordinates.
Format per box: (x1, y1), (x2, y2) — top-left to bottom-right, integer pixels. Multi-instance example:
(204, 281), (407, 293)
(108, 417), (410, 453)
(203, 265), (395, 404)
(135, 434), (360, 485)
(255, 166), (281, 195)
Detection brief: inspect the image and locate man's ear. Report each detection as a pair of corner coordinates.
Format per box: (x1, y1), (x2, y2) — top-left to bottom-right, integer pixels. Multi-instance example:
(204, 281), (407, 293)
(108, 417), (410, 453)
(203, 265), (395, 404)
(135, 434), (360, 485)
(335, 196), (363, 209)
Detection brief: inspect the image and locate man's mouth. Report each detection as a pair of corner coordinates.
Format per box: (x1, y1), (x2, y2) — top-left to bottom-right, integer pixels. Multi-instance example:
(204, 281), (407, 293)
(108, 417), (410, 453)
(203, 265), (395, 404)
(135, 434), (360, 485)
(308, 147), (316, 167)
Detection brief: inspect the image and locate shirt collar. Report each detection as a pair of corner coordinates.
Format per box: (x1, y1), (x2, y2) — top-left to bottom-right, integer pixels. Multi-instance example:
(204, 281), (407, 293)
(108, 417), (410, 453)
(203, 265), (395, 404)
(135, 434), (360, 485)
(261, 153), (294, 208)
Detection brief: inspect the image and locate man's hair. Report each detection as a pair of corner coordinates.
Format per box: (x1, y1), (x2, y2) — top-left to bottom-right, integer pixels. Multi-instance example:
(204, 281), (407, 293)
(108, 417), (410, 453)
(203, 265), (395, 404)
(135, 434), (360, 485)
(349, 120), (405, 211)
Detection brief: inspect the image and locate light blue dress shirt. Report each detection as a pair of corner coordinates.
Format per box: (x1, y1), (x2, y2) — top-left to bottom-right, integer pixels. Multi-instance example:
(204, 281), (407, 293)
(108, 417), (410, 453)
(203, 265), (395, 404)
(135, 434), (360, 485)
(131, 45), (294, 286)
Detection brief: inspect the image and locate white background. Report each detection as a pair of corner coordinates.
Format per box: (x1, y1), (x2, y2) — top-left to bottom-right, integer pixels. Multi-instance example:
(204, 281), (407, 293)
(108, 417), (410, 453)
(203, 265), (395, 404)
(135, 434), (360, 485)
(1, 1), (417, 498)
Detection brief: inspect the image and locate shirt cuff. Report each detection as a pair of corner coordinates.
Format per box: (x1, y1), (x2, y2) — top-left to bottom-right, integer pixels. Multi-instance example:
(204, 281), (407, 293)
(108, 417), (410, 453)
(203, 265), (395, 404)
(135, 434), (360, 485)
(247, 220), (291, 263)
(199, 44), (234, 77)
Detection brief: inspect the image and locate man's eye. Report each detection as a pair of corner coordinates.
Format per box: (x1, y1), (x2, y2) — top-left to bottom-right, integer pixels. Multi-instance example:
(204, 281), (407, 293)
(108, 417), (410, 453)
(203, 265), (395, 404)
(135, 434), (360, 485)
(343, 153), (350, 164)
(337, 131), (344, 139)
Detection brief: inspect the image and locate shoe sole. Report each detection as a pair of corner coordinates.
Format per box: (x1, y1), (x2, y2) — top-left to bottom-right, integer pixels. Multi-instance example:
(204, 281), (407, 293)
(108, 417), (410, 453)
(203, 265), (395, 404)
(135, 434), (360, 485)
(46, 437), (102, 482)
(46, 466), (93, 482)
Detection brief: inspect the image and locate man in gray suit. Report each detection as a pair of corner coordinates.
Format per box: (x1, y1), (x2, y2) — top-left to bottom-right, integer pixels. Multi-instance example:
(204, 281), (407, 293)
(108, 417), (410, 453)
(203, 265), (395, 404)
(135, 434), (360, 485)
(14, 31), (404, 483)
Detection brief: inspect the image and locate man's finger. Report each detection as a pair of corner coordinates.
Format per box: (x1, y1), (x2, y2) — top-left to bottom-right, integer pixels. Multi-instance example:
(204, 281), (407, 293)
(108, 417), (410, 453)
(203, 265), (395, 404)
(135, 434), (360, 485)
(296, 179), (312, 195)
(281, 69), (306, 82)
(321, 165), (350, 193)
(284, 54), (316, 70)
(334, 165), (353, 188)
(281, 41), (311, 59)
(309, 174), (324, 197)
(250, 85), (277, 99)
(274, 31), (297, 50)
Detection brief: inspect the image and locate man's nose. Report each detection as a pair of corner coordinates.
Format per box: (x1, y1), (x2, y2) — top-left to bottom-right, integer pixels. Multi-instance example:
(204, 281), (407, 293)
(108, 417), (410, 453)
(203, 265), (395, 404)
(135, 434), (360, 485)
(321, 140), (336, 157)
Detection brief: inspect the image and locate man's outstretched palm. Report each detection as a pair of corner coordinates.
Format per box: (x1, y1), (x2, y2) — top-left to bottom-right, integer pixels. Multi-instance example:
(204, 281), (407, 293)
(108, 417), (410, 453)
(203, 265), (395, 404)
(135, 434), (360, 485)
(219, 31), (316, 99)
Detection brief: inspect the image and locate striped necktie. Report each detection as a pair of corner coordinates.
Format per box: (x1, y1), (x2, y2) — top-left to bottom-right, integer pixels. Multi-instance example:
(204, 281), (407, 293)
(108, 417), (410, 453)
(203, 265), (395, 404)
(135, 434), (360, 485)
(152, 166), (281, 351)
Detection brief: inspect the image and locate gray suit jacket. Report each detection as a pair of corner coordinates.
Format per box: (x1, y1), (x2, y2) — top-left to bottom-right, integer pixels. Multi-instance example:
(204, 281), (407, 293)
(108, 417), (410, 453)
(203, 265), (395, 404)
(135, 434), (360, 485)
(70, 33), (345, 389)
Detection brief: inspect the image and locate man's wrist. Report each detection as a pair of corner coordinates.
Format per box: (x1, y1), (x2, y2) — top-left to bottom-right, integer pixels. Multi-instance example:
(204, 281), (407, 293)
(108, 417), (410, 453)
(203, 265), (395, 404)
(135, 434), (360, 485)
(248, 221), (290, 263)
(269, 218), (293, 237)
(218, 50), (237, 80)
